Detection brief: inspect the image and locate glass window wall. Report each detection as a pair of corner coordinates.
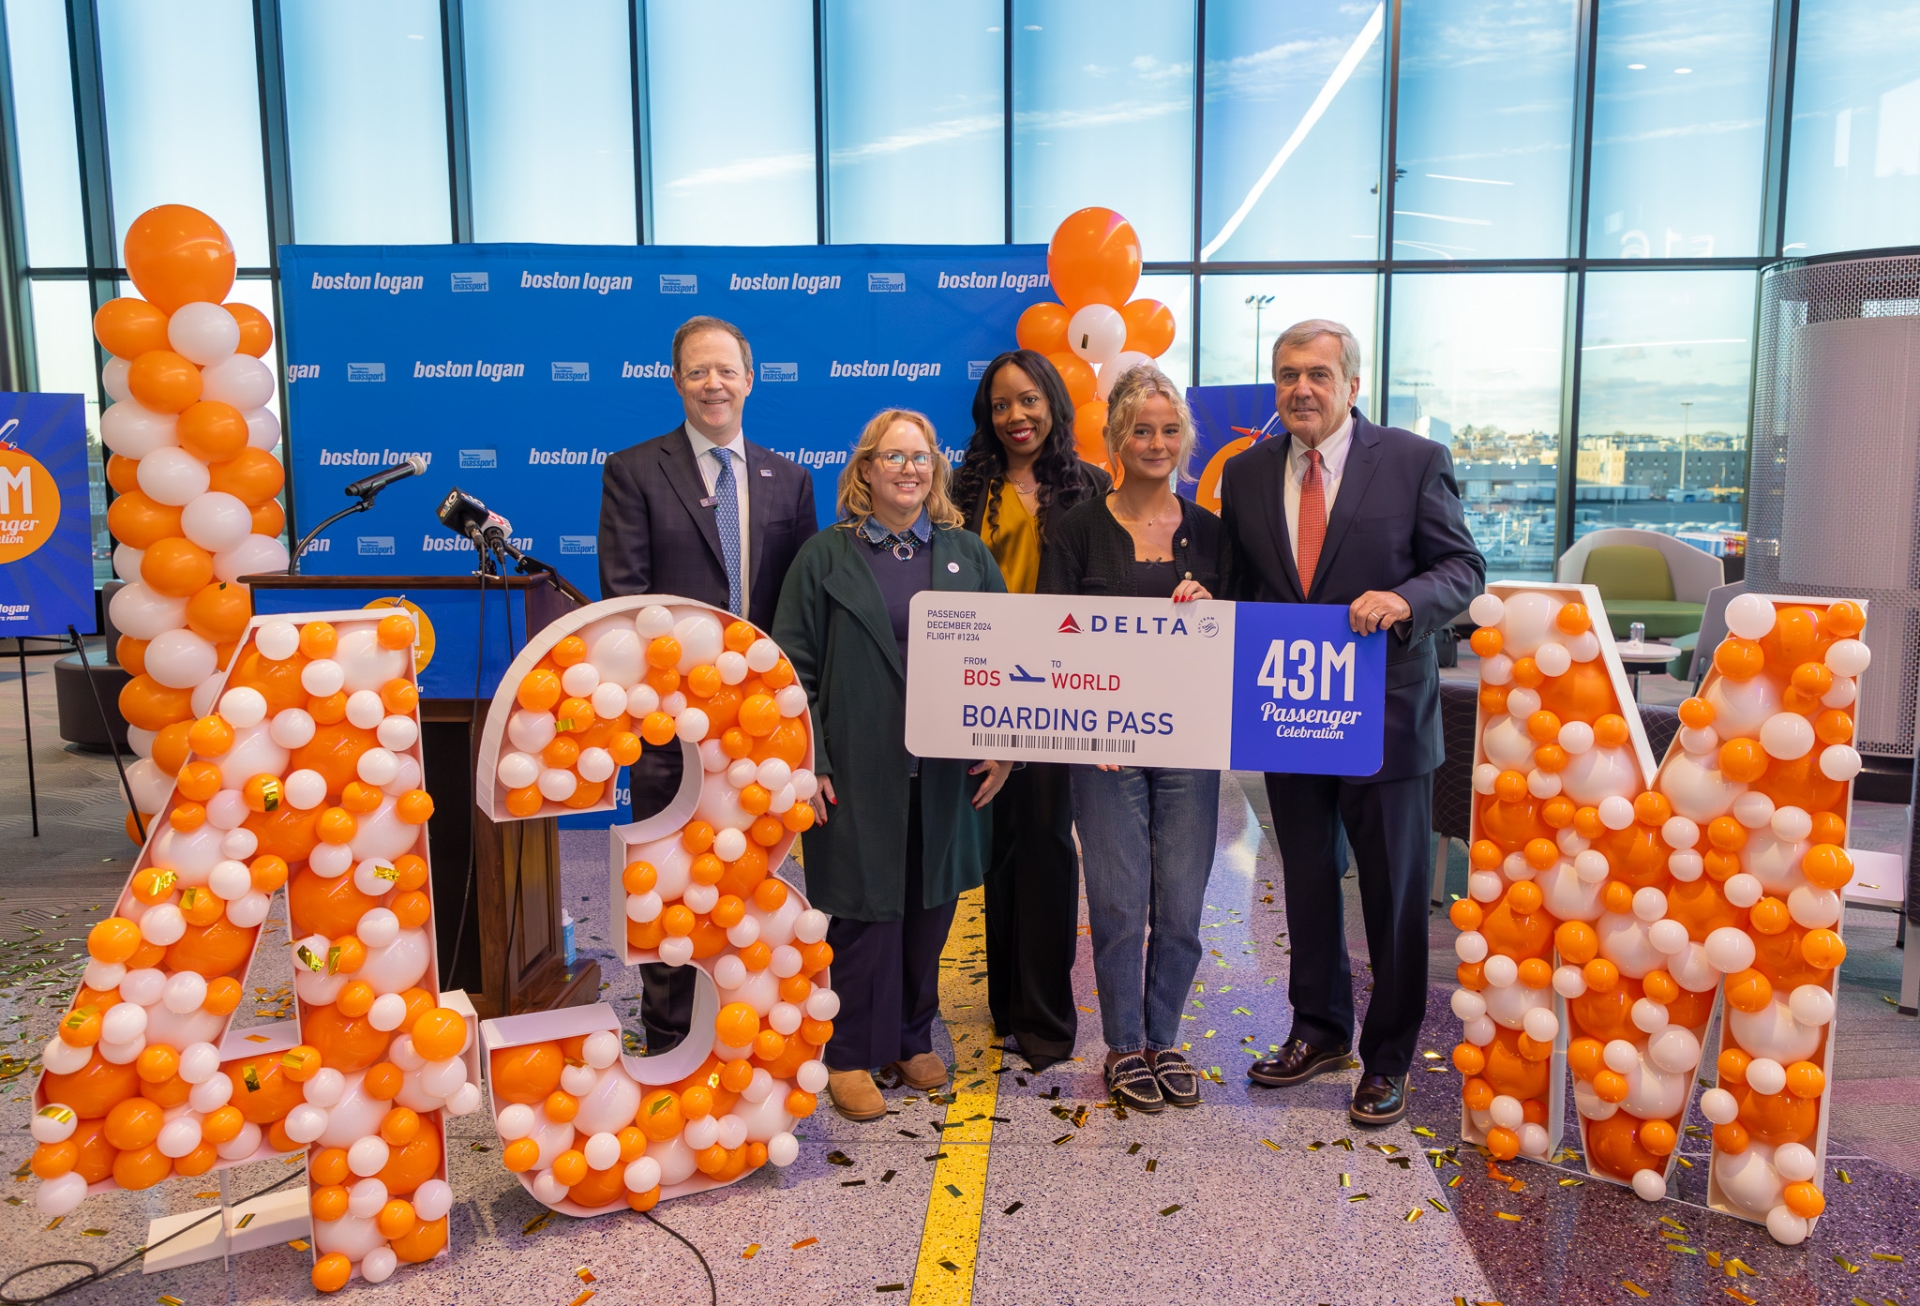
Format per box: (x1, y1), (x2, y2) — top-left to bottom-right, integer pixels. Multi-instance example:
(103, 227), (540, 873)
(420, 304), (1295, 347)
(823, 1), (1004, 244)
(1574, 269), (1755, 547)
(5, 0), (86, 267)
(1012, 1), (1196, 261)
(464, 0), (637, 245)
(1198, 274), (1378, 416)
(1389, 273), (1570, 579)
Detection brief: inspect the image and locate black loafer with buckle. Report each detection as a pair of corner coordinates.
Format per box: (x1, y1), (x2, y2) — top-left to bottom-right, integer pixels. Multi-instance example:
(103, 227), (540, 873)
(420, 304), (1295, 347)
(1150, 1050), (1202, 1108)
(1104, 1054), (1166, 1112)
(1247, 1036), (1352, 1088)
(1349, 1072), (1409, 1126)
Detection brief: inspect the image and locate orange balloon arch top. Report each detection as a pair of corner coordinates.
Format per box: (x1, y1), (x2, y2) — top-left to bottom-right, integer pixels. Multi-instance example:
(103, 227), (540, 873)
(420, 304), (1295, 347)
(31, 611), (479, 1291)
(124, 204), (236, 314)
(1047, 207), (1142, 310)
(1457, 584), (1865, 1245)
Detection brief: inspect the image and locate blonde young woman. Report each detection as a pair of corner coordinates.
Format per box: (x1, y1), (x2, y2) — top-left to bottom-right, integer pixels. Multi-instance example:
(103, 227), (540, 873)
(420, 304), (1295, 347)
(1038, 366), (1227, 1112)
(772, 409), (1014, 1121)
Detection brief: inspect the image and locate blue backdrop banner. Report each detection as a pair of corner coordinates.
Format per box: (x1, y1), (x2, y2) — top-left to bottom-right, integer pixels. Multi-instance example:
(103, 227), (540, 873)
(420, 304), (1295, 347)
(279, 243), (1050, 593)
(0, 392), (94, 637)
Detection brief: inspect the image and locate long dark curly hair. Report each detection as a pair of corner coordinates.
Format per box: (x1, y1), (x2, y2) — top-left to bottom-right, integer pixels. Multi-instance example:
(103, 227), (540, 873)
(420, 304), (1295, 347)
(950, 349), (1093, 540)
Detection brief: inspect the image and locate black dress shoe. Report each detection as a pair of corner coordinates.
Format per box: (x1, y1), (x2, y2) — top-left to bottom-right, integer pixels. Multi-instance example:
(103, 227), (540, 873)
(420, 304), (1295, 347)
(1104, 1054), (1166, 1112)
(1349, 1072), (1409, 1126)
(1247, 1036), (1352, 1087)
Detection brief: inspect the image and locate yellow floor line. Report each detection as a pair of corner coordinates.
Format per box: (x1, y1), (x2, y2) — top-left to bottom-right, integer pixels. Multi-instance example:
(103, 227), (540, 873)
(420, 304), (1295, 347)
(909, 886), (1000, 1306)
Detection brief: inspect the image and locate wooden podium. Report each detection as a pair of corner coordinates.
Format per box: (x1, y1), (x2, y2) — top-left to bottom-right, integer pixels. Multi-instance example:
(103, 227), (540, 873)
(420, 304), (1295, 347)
(244, 572), (600, 1019)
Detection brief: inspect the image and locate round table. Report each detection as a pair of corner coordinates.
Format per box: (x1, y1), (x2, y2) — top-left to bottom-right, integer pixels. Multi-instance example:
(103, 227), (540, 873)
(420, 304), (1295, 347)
(1614, 639), (1677, 701)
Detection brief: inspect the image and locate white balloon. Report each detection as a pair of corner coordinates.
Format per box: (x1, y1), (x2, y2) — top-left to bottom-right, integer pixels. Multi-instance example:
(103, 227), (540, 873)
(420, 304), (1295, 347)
(1468, 594), (1505, 627)
(1745, 1057), (1788, 1096)
(101, 354), (132, 402)
(357, 928), (432, 995)
(1773, 1141), (1817, 1183)
(136, 447), (211, 506)
(584, 1131), (621, 1171)
(269, 707), (316, 749)
(125, 757), (176, 813)
(1095, 350), (1155, 400)
(1818, 744), (1862, 781)
(100, 397), (178, 458)
(166, 301), (241, 364)
(767, 1132), (800, 1167)
(1481, 954), (1519, 990)
(573, 1066), (642, 1135)
(591, 682), (628, 720)
(42, 1037), (92, 1074)
(113, 543), (144, 584)
(199, 353), (274, 409)
(1787, 982), (1835, 1026)
(1724, 592), (1777, 640)
(1766, 1206), (1810, 1246)
(189, 1071), (235, 1112)
(313, 1212), (386, 1262)
(673, 613), (726, 672)
(335, 627), (408, 693)
(1698, 1086), (1739, 1124)
(508, 709), (557, 753)
(283, 769), (327, 811)
(283, 1104), (328, 1145)
(1760, 712), (1815, 760)
(347, 1136), (391, 1177)
(34, 1173), (87, 1217)
(1716, 1141), (1783, 1217)
(1498, 591), (1553, 656)
(1706, 672), (1781, 740)
(1704, 926), (1757, 974)
(1067, 303), (1126, 364)
(1631, 1169), (1667, 1203)
(243, 405), (281, 451)
(1825, 638), (1870, 677)
(109, 582), (189, 640)
(162, 969), (208, 1013)
(30, 1109), (77, 1145)
(362, 1246), (399, 1285)
(1727, 997), (1822, 1065)
(1647, 1025), (1700, 1073)
(212, 533), (288, 583)
(624, 1156), (663, 1193)
(179, 491), (253, 552)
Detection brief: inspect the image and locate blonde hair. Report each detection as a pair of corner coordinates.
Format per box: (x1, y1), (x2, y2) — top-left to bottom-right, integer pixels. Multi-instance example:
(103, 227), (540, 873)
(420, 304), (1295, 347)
(837, 409), (964, 528)
(1103, 365), (1197, 481)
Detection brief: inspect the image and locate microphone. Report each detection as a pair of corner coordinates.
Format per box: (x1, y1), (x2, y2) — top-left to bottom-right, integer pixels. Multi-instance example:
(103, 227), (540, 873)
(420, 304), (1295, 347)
(435, 487), (495, 570)
(345, 455), (427, 499)
(481, 511), (515, 555)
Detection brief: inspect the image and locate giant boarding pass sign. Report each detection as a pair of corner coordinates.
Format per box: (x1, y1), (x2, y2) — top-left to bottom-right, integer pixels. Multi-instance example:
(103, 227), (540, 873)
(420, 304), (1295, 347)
(1450, 582), (1867, 1246)
(905, 593), (1387, 775)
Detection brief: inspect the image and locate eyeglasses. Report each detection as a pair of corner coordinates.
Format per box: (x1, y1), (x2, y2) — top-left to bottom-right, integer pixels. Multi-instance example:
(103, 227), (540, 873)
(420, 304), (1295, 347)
(874, 451), (933, 470)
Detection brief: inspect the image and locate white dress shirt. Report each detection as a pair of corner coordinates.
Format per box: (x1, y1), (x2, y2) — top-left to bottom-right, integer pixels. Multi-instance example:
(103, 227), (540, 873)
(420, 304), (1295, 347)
(1283, 411), (1355, 565)
(687, 425), (752, 613)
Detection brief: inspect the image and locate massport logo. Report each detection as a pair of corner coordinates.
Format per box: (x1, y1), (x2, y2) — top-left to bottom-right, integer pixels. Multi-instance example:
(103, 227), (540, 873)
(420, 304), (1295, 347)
(451, 271), (489, 292)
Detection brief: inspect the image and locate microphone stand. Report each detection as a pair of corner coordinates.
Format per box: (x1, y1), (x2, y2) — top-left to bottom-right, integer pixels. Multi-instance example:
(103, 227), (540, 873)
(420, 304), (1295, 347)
(287, 497), (377, 576)
(485, 534), (591, 608)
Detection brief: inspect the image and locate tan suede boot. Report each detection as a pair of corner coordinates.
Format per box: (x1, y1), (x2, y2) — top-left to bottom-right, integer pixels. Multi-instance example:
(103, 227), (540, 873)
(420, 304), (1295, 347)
(827, 1069), (886, 1121)
(889, 1053), (949, 1090)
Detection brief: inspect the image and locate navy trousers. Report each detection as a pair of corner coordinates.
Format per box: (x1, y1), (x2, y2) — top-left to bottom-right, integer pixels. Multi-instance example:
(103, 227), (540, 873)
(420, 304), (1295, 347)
(1264, 770), (1433, 1077)
(983, 762), (1079, 1066)
(823, 778), (956, 1071)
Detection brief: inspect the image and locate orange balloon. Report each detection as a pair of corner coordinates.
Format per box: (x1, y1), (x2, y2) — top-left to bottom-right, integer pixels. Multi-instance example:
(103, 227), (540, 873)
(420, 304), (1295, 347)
(1586, 1113), (1665, 1182)
(1638, 1119), (1677, 1155)
(105, 453), (139, 494)
(67, 1119), (116, 1184)
(206, 448), (283, 507)
(311, 1184), (349, 1222)
(173, 1140), (219, 1176)
(226, 1055), (306, 1124)
(1119, 298), (1176, 357)
(141, 536), (215, 598)
(43, 1053), (140, 1118)
(410, 1008), (469, 1062)
(1714, 637), (1766, 680)
(1482, 1029), (1550, 1100)
(303, 1002), (393, 1073)
(1046, 351), (1097, 408)
(176, 400), (249, 462)
(639, 1090), (684, 1141)
(185, 580), (251, 642)
(112, 1142), (172, 1190)
(289, 721), (377, 800)
(127, 350), (203, 413)
(151, 718), (193, 774)
(1015, 301), (1070, 355)
(1739, 1087), (1818, 1145)
(491, 1043), (564, 1105)
(251, 498), (285, 537)
(1452, 1043), (1486, 1076)
(106, 489), (183, 549)
(1073, 400), (1110, 468)
(287, 864), (381, 938)
(1047, 207), (1142, 310)
(390, 1215), (447, 1264)
(569, 1164), (627, 1209)
(124, 204), (236, 312)
(1783, 1181), (1825, 1218)
(104, 1096), (165, 1149)
(312, 1252), (353, 1292)
(94, 296), (171, 358)
(378, 1127), (441, 1195)
(118, 674), (194, 731)
(1555, 920), (1599, 965)
(226, 301), (273, 356)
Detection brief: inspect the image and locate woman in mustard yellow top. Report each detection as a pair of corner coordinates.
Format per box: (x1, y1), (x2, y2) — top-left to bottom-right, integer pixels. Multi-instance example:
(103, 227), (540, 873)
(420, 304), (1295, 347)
(949, 350), (1111, 1070)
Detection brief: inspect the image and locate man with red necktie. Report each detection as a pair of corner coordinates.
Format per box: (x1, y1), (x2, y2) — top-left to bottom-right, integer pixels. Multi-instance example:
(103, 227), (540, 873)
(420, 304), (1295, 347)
(1220, 319), (1483, 1126)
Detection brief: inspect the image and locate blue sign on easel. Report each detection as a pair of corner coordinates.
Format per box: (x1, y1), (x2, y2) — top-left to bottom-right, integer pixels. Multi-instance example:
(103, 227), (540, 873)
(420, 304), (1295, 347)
(0, 393), (95, 637)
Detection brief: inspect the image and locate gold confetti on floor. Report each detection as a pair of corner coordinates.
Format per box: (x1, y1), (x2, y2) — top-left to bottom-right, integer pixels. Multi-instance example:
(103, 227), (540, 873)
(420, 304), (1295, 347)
(792, 1237), (819, 1249)
(1622, 1281), (1650, 1298)
(742, 1245), (761, 1259)
(568, 1292), (595, 1306)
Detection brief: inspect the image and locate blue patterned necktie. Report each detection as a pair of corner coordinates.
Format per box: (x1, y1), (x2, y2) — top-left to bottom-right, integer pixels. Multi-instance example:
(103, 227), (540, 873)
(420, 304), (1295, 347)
(711, 446), (744, 615)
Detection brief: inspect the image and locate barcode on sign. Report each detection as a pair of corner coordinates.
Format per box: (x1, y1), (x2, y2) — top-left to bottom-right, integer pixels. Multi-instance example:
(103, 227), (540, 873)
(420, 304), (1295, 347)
(970, 732), (1136, 753)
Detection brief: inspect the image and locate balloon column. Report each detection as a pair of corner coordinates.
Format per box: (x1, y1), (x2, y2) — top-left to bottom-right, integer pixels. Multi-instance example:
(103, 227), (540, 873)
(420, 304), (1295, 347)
(473, 597), (836, 1214)
(1014, 207), (1178, 469)
(29, 609), (484, 1292)
(99, 205), (288, 840)
(1456, 583), (1866, 1245)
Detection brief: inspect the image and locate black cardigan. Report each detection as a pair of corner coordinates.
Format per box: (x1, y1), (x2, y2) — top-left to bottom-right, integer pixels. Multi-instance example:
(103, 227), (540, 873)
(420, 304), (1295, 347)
(1037, 493), (1228, 598)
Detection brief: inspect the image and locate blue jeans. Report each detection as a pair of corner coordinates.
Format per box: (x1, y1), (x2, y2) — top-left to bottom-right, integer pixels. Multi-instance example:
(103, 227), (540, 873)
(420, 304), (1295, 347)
(1069, 766), (1220, 1055)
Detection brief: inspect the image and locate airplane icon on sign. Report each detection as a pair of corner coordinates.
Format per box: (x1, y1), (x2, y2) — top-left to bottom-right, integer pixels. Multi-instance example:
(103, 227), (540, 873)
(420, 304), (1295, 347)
(1008, 665), (1045, 684)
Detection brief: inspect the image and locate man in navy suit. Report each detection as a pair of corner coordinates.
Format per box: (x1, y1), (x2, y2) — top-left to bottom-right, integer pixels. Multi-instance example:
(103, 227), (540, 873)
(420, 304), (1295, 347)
(1222, 319), (1483, 1126)
(599, 315), (817, 1052)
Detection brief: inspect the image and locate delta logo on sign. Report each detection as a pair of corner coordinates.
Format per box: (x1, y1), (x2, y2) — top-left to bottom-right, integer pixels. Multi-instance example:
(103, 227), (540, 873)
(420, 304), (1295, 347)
(1058, 614), (1082, 634)
(1057, 611), (1197, 636)
(451, 271), (489, 292)
(659, 274), (698, 295)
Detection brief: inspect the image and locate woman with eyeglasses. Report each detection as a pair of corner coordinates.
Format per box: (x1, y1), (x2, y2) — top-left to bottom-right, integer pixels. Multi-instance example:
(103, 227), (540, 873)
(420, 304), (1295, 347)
(1039, 365), (1226, 1112)
(772, 409), (1014, 1121)
(950, 350), (1111, 1071)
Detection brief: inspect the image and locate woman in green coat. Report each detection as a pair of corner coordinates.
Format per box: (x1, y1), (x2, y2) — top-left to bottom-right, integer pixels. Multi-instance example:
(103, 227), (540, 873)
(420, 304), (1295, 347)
(772, 408), (1012, 1122)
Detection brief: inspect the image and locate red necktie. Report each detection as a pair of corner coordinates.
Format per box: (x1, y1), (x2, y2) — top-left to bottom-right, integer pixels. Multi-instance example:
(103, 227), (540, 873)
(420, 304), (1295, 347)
(1296, 448), (1327, 595)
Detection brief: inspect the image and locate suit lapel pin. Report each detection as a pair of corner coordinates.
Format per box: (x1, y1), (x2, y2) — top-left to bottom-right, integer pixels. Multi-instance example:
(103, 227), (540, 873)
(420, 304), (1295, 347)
(947, 562), (960, 573)
(759, 468), (773, 477)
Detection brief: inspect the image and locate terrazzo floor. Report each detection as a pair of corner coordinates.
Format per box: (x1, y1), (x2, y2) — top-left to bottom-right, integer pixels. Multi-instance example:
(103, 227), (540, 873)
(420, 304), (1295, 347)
(0, 653), (1914, 1304)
